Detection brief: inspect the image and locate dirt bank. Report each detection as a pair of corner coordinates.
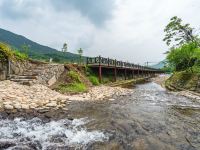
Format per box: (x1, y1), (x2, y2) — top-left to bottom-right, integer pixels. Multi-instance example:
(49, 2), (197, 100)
(163, 72), (200, 100)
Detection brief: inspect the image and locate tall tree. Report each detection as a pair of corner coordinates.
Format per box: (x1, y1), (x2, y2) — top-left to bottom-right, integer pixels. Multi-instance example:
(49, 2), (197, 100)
(62, 43), (68, 53)
(163, 16), (198, 48)
(21, 44), (30, 55)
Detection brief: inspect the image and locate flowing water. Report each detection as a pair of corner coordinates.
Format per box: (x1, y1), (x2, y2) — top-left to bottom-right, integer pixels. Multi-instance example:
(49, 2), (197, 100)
(0, 82), (200, 150)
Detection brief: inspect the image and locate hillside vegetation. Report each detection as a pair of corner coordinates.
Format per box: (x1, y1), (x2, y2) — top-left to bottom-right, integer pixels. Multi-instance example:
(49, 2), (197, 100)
(0, 28), (84, 63)
(0, 42), (28, 62)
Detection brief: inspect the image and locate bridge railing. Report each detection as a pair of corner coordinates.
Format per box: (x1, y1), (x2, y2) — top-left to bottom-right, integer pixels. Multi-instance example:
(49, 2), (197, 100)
(86, 56), (162, 72)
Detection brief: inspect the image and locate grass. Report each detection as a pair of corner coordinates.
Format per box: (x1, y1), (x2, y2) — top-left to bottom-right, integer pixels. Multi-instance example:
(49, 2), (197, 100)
(88, 75), (99, 85)
(68, 71), (81, 83)
(57, 83), (87, 93)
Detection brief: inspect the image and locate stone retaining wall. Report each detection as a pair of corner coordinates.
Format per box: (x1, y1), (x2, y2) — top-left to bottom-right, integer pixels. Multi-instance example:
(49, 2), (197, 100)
(36, 64), (65, 86)
(10, 60), (32, 75)
(0, 61), (8, 80)
(0, 59), (65, 86)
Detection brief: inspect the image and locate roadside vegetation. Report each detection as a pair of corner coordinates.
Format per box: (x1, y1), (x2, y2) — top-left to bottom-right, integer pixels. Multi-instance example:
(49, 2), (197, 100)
(163, 16), (200, 92)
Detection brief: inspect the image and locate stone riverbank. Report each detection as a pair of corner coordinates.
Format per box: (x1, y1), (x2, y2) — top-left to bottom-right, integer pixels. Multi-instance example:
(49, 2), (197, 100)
(0, 80), (133, 112)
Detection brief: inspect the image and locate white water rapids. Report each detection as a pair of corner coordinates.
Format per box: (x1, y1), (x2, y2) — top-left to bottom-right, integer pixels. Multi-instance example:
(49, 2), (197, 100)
(0, 117), (108, 149)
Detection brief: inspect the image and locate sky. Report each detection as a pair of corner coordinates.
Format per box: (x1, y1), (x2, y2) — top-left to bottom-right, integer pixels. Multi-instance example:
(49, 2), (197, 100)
(0, 0), (200, 64)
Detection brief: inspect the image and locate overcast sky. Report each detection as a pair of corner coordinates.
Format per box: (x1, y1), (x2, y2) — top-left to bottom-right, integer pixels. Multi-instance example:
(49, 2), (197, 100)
(0, 0), (199, 64)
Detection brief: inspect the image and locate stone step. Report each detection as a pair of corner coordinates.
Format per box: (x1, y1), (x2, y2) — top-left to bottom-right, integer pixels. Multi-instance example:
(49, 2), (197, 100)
(10, 78), (34, 82)
(8, 75), (37, 80)
(10, 78), (35, 86)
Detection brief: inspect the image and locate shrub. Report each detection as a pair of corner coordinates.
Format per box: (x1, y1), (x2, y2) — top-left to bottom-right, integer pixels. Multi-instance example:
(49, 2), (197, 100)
(0, 42), (14, 62)
(68, 71), (81, 83)
(89, 75), (99, 85)
(13, 50), (28, 60)
(0, 42), (28, 62)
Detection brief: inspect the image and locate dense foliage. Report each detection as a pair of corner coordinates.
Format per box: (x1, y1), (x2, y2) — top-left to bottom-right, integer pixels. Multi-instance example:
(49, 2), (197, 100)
(164, 17), (200, 73)
(0, 42), (28, 62)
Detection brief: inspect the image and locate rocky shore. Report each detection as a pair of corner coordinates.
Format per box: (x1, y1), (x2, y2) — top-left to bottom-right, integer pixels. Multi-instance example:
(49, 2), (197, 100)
(0, 80), (133, 112)
(153, 74), (200, 100)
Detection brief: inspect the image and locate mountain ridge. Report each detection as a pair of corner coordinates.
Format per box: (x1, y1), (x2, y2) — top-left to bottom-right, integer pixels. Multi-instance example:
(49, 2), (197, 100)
(0, 28), (81, 62)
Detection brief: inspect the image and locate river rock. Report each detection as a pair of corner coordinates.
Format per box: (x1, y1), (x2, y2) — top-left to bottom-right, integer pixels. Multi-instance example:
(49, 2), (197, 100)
(46, 102), (57, 107)
(109, 98), (115, 101)
(13, 103), (22, 109)
(4, 104), (14, 110)
(21, 104), (30, 109)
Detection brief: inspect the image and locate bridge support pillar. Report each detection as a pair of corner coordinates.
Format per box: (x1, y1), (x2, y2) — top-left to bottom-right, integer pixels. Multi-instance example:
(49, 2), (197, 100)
(114, 68), (117, 82)
(132, 70), (134, 79)
(125, 69), (127, 80)
(98, 66), (102, 83)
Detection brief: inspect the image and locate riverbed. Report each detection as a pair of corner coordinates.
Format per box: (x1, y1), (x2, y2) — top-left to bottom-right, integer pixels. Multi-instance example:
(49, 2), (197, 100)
(0, 82), (200, 150)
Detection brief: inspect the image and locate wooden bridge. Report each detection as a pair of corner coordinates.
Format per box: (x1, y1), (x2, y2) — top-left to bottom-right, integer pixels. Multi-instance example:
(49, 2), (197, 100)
(86, 56), (164, 82)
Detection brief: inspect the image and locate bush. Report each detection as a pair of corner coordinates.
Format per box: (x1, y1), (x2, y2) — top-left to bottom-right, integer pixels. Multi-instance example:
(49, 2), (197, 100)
(57, 83), (87, 93)
(13, 50), (28, 60)
(89, 75), (99, 85)
(0, 42), (28, 62)
(68, 71), (81, 83)
(191, 65), (200, 73)
(0, 42), (14, 62)
(167, 42), (200, 71)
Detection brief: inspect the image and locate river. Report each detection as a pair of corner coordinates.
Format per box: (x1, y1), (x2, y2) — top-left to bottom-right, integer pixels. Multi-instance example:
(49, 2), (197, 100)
(0, 82), (200, 150)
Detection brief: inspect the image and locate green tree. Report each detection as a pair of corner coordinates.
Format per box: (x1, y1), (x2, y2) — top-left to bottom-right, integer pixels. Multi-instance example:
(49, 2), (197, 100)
(167, 42), (199, 71)
(163, 16), (198, 47)
(62, 43), (68, 53)
(77, 48), (83, 64)
(21, 44), (30, 55)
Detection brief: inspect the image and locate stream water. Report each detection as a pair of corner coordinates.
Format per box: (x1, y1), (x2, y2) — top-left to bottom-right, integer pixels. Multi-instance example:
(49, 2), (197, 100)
(0, 82), (200, 150)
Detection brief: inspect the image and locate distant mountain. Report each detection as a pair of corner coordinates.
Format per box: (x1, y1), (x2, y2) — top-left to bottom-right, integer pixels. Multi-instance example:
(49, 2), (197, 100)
(0, 28), (82, 62)
(151, 60), (166, 69)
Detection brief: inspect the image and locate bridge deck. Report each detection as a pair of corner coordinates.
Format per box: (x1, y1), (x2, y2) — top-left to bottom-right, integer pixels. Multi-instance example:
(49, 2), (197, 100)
(86, 56), (163, 82)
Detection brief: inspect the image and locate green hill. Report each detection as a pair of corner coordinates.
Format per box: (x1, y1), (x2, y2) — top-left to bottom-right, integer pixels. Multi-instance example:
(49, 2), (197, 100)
(0, 28), (83, 63)
(151, 60), (166, 69)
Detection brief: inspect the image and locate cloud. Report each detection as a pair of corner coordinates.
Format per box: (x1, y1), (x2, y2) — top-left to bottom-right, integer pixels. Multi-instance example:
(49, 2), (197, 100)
(50, 0), (116, 26)
(0, 0), (116, 26)
(0, 0), (200, 64)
